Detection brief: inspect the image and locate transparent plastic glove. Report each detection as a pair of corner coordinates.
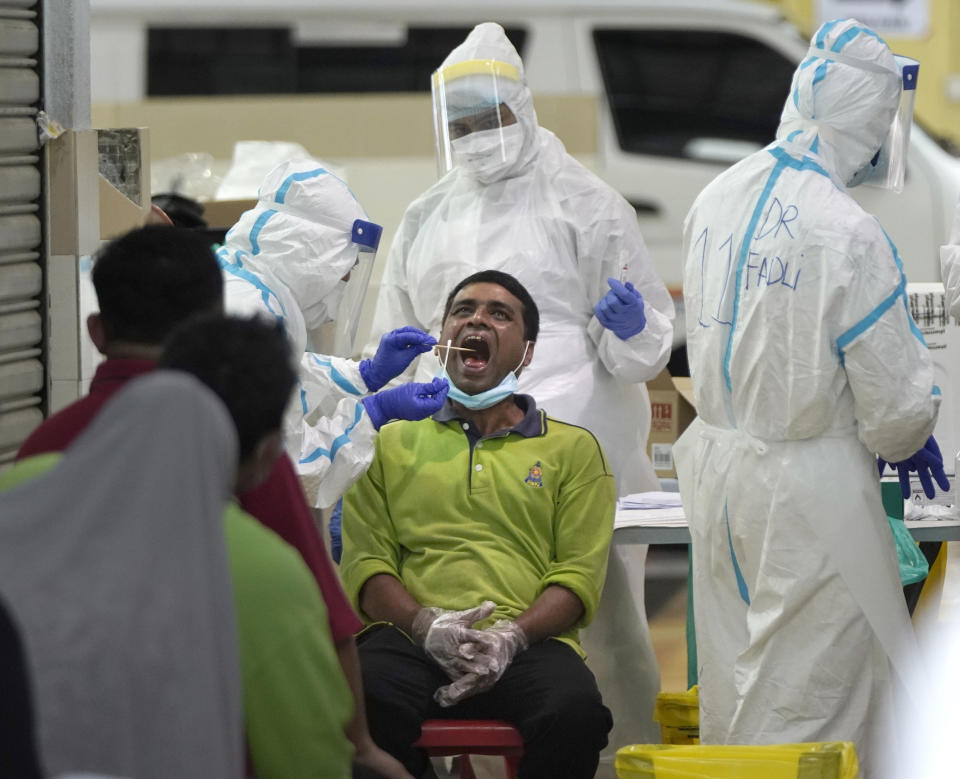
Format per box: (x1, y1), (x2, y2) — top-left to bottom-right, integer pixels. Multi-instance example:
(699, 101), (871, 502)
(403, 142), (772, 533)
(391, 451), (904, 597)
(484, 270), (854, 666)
(359, 326), (437, 391)
(412, 601), (499, 681)
(878, 435), (951, 499)
(593, 278), (647, 339)
(360, 378), (449, 431)
(434, 619), (528, 707)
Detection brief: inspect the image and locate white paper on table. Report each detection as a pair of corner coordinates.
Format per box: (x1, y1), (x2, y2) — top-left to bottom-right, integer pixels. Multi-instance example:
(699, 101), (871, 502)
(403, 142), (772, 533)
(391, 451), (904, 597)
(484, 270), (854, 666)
(618, 491), (683, 510)
(614, 506), (687, 529)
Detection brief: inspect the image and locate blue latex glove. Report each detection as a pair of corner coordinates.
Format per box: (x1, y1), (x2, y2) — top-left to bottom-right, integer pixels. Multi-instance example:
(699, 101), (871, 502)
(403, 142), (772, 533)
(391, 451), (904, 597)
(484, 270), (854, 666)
(361, 378), (449, 430)
(878, 436), (951, 500)
(594, 278), (647, 340)
(359, 326), (437, 391)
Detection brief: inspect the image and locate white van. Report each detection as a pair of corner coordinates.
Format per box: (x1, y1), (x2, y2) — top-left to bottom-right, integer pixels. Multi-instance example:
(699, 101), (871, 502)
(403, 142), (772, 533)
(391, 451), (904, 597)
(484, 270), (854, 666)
(89, 0), (960, 293)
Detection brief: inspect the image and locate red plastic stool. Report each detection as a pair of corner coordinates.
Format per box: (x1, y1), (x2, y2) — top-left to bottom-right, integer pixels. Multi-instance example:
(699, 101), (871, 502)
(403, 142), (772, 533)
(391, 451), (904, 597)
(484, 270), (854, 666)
(414, 719), (524, 779)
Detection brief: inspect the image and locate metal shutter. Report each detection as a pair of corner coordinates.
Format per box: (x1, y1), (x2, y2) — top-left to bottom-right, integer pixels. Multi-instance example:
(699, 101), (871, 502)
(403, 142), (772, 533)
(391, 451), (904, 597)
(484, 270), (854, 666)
(0, 0), (42, 464)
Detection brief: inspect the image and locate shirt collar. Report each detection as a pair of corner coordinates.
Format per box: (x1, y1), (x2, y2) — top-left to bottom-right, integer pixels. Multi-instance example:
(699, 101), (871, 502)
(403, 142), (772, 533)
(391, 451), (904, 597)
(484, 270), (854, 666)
(433, 393), (546, 438)
(90, 358), (157, 391)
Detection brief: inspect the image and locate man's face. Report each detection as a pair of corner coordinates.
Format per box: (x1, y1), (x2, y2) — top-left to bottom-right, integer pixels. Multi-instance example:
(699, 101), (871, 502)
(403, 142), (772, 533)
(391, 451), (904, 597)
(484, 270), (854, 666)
(448, 102), (517, 141)
(439, 282), (533, 395)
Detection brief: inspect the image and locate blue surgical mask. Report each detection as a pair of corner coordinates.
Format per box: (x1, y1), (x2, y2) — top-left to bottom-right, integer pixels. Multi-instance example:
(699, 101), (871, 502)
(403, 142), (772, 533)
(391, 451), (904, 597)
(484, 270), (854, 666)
(436, 341), (530, 410)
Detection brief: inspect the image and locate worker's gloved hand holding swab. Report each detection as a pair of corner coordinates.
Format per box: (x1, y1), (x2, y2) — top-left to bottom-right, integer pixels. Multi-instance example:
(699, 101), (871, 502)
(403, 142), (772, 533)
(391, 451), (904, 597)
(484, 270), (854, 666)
(359, 326), (437, 391)
(593, 278), (647, 340)
(878, 435), (951, 499)
(360, 378), (448, 430)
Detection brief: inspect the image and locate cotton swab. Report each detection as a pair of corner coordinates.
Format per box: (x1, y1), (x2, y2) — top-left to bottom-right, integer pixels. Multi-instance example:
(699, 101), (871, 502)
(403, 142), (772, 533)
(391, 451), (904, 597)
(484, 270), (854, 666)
(432, 344), (477, 355)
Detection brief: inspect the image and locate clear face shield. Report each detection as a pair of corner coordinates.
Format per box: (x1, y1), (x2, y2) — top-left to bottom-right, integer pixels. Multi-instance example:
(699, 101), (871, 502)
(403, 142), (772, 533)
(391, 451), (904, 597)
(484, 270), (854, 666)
(431, 59), (523, 179)
(331, 219), (382, 357)
(850, 56), (919, 193)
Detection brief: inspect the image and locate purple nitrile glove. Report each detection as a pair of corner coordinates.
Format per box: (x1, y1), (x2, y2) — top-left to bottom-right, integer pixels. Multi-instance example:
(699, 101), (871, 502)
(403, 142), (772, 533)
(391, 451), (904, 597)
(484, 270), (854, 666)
(878, 435), (951, 499)
(594, 278), (647, 340)
(360, 377), (449, 430)
(359, 326), (438, 391)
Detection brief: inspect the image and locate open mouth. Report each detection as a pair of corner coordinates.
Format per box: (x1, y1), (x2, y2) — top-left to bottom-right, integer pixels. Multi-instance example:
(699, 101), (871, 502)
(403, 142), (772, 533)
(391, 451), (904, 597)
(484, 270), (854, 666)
(459, 334), (490, 369)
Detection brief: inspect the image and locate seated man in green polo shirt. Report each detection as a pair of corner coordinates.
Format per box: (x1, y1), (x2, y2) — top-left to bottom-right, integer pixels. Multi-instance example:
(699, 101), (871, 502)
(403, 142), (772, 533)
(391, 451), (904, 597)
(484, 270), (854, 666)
(340, 270), (615, 779)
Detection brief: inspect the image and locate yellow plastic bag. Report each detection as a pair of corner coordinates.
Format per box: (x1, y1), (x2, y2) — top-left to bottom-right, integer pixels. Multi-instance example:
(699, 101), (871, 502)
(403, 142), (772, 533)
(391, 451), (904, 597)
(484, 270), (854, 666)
(615, 742), (859, 779)
(653, 686), (699, 744)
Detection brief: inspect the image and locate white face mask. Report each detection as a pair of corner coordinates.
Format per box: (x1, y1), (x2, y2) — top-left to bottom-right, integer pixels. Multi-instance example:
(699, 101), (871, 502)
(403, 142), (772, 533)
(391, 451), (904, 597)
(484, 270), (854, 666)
(434, 341), (530, 410)
(301, 279), (347, 330)
(451, 123), (524, 183)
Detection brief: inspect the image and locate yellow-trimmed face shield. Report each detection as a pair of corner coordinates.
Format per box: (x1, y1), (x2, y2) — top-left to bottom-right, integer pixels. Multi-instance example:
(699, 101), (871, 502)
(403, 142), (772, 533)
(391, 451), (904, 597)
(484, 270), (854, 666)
(431, 58), (523, 178)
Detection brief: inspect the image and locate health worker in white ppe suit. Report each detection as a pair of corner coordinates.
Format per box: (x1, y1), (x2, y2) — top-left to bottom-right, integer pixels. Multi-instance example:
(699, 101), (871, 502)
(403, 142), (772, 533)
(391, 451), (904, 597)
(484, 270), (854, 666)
(364, 22), (674, 763)
(218, 158), (449, 509)
(675, 18), (947, 775)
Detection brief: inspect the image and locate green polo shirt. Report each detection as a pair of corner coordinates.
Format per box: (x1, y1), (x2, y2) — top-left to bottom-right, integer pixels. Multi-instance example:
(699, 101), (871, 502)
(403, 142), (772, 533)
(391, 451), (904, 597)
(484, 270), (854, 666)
(340, 395), (615, 655)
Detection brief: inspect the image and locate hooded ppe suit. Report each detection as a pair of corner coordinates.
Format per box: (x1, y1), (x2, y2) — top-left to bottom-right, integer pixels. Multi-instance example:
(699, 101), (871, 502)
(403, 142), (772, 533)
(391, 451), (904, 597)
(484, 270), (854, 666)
(675, 19), (939, 773)
(218, 158), (380, 508)
(365, 22), (674, 761)
(940, 196), (960, 318)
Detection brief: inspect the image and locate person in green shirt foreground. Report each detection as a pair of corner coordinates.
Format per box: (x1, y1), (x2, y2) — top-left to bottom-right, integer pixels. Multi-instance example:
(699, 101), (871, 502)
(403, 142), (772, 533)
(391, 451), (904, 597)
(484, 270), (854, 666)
(340, 270), (615, 778)
(2, 316), (358, 779)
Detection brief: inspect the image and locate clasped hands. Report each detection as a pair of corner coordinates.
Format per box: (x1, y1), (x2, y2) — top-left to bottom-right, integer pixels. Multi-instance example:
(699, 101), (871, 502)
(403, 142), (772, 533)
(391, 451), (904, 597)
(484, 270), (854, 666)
(411, 601), (528, 708)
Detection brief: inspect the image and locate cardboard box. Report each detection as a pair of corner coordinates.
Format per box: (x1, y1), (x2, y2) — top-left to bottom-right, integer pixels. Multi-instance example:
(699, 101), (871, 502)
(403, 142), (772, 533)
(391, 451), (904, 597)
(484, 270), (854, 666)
(97, 128), (151, 240)
(201, 198), (257, 229)
(907, 283), (960, 476)
(647, 369), (697, 478)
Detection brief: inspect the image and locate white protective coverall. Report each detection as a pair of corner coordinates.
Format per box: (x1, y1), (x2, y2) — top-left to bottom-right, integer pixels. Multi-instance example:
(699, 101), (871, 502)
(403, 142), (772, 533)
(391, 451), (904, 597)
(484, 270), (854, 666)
(218, 159), (378, 508)
(940, 196), (960, 317)
(675, 19), (938, 773)
(366, 23), (674, 760)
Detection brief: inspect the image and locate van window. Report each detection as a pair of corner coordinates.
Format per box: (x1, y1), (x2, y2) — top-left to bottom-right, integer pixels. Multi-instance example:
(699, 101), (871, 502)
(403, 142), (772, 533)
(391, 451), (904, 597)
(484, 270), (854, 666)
(147, 26), (527, 96)
(593, 29), (795, 160)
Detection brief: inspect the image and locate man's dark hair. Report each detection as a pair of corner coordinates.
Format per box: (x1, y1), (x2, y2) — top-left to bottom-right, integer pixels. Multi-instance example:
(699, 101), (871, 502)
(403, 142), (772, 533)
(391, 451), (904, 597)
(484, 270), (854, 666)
(158, 315), (296, 462)
(92, 225), (223, 344)
(441, 270), (539, 341)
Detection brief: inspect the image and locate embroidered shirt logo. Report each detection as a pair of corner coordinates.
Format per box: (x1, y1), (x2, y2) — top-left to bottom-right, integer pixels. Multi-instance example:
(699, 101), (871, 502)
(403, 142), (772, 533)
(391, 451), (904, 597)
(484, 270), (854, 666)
(524, 461), (544, 488)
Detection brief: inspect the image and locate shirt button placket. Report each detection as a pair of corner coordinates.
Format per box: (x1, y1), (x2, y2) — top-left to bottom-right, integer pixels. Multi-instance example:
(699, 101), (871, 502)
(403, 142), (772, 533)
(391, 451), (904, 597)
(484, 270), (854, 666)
(474, 442), (484, 484)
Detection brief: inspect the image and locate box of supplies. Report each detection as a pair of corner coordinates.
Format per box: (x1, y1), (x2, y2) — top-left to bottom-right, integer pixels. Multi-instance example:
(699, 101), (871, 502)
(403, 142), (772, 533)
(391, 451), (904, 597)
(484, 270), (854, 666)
(907, 283), (960, 477)
(647, 370), (696, 479)
(615, 742), (859, 779)
(653, 686), (699, 745)
(201, 198), (257, 229)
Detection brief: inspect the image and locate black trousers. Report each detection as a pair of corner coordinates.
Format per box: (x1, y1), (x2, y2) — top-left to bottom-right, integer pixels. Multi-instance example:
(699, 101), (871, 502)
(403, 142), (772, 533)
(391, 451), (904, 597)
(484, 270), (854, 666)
(358, 625), (612, 779)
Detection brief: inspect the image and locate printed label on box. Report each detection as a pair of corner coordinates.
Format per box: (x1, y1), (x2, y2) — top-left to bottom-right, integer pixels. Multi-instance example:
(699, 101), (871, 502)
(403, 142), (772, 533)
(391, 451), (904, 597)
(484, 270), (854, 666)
(652, 443), (674, 472)
(651, 401), (673, 433)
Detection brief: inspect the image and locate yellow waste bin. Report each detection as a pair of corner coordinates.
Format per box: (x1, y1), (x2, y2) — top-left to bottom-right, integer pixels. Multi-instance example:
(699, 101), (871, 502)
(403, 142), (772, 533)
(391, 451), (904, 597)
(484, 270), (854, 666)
(615, 742), (859, 779)
(653, 686), (699, 745)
